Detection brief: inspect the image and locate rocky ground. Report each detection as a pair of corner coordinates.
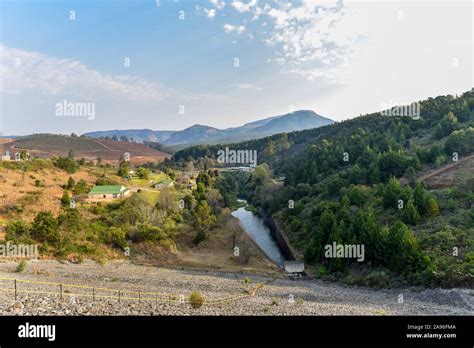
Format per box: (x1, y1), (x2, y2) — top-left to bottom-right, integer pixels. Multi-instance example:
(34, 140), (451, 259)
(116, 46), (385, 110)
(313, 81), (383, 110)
(0, 260), (472, 316)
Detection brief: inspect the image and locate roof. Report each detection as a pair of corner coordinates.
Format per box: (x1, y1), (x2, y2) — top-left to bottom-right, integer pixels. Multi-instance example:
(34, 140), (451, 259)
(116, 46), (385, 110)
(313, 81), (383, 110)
(89, 185), (126, 194)
(283, 261), (305, 273)
(157, 178), (173, 185)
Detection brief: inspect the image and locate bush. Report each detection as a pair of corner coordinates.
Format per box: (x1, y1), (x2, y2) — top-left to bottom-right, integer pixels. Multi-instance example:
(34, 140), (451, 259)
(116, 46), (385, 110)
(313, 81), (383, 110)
(364, 269), (391, 288)
(103, 227), (127, 249)
(31, 211), (59, 245)
(15, 260), (26, 273)
(189, 291), (205, 308)
(128, 224), (166, 243)
(5, 220), (31, 241)
(53, 157), (78, 173)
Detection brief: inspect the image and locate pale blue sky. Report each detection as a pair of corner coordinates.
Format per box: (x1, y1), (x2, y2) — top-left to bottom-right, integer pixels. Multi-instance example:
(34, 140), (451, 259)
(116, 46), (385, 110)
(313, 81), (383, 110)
(0, 0), (472, 135)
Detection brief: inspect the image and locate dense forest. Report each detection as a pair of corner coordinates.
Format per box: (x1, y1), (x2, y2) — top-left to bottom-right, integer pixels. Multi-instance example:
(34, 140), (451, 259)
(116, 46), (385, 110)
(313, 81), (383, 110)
(176, 90), (474, 288)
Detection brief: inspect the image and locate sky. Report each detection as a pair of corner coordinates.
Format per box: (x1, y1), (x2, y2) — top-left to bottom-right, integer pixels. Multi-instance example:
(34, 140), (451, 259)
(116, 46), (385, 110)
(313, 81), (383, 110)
(0, 0), (472, 135)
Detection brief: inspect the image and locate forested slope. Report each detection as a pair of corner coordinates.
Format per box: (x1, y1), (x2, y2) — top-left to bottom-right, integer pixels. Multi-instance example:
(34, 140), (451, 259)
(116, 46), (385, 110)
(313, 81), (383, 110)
(178, 90), (474, 288)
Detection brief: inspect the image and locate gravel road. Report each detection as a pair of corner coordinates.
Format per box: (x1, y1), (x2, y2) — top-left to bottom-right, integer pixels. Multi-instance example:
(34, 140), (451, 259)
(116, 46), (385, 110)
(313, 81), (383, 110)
(0, 260), (472, 316)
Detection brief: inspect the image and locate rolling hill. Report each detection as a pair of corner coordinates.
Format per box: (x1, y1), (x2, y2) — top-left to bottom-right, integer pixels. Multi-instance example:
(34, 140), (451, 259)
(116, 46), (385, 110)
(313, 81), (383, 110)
(0, 134), (171, 165)
(82, 110), (334, 146)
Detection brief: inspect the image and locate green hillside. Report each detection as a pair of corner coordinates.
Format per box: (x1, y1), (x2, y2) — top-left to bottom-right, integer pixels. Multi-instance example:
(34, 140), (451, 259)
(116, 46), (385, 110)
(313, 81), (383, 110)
(176, 90), (474, 288)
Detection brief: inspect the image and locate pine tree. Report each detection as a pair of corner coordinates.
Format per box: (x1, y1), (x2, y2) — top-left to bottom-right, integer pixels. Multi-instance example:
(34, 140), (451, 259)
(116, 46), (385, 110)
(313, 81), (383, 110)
(413, 183), (429, 215)
(400, 200), (421, 225)
(61, 190), (71, 207)
(426, 197), (440, 217)
(66, 177), (76, 190)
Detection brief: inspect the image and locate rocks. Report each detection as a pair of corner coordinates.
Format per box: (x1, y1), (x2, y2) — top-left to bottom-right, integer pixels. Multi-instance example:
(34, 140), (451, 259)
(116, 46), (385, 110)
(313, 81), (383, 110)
(0, 260), (472, 316)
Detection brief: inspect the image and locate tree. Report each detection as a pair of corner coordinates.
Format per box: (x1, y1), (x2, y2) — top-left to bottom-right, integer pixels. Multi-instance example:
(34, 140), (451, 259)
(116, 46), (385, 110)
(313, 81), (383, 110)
(186, 161), (195, 172)
(196, 172), (212, 188)
(61, 190), (71, 207)
(157, 188), (179, 212)
(383, 177), (402, 209)
(53, 157), (78, 173)
(435, 112), (458, 139)
(137, 167), (151, 179)
(426, 197), (440, 217)
(413, 183), (429, 216)
(400, 200), (421, 225)
(31, 211), (59, 244)
(67, 149), (75, 159)
(66, 177), (76, 190)
(73, 179), (90, 195)
(5, 221), (31, 241)
(405, 167), (416, 187)
(206, 188), (223, 215)
(193, 201), (216, 244)
(117, 158), (131, 177)
(387, 221), (422, 274)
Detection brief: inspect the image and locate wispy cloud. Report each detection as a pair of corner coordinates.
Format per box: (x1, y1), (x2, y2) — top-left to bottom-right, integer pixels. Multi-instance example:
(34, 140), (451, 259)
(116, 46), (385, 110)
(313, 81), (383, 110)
(223, 24), (246, 34)
(204, 8), (217, 18)
(210, 0), (226, 10)
(232, 83), (263, 91)
(231, 0), (257, 13)
(0, 45), (171, 101)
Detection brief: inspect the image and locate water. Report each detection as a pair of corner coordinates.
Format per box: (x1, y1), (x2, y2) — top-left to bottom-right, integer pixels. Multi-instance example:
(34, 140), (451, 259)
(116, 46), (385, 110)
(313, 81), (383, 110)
(231, 202), (286, 267)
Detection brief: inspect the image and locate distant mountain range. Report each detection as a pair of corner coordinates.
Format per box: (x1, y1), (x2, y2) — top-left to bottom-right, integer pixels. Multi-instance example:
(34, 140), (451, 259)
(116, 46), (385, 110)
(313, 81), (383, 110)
(83, 110), (334, 147)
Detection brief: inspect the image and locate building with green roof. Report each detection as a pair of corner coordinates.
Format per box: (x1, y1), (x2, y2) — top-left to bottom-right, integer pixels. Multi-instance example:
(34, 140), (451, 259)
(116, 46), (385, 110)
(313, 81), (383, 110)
(88, 185), (129, 200)
(154, 178), (174, 189)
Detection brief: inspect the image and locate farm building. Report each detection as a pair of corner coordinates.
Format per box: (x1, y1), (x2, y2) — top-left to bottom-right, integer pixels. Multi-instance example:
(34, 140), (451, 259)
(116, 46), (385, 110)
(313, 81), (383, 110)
(88, 185), (129, 200)
(154, 178), (174, 189)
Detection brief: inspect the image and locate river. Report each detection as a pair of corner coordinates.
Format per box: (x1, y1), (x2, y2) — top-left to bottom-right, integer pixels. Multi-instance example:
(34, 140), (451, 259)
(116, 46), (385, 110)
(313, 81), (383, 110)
(231, 202), (286, 267)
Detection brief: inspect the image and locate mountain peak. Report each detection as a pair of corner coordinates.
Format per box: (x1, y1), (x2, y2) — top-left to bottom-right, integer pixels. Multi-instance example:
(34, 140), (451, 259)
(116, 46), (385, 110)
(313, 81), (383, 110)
(83, 110), (334, 146)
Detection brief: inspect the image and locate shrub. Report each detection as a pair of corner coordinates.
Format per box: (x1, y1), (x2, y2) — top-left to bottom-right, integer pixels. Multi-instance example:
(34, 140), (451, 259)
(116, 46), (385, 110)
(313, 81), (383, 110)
(5, 220), (31, 241)
(53, 157), (78, 173)
(189, 291), (205, 308)
(105, 227), (127, 249)
(61, 190), (71, 207)
(364, 269), (391, 288)
(15, 260), (26, 273)
(31, 211), (59, 244)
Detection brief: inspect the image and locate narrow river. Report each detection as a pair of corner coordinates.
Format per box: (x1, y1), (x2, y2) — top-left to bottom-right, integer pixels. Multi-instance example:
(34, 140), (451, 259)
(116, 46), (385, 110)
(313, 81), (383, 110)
(231, 202), (286, 267)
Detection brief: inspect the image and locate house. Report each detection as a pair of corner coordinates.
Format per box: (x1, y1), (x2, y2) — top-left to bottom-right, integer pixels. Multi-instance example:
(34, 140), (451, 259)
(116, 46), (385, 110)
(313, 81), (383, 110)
(154, 178), (174, 189)
(1, 151), (11, 161)
(283, 261), (305, 279)
(88, 185), (130, 200)
(223, 166), (255, 173)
